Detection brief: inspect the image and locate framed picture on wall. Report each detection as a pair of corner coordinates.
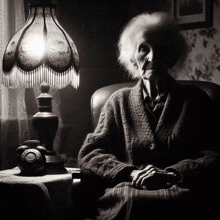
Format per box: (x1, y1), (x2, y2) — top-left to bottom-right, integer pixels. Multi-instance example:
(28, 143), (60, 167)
(172, 0), (213, 29)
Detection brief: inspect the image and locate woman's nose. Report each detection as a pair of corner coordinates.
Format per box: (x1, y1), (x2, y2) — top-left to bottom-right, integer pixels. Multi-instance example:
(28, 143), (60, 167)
(147, 49), (154, 62)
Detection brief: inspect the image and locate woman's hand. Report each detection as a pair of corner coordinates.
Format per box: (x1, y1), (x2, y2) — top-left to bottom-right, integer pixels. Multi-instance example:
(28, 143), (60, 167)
(130, 165), (178, 190)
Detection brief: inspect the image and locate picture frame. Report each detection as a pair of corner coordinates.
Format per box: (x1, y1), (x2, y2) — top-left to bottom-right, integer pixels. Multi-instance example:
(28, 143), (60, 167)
(172, 0), (213, 29)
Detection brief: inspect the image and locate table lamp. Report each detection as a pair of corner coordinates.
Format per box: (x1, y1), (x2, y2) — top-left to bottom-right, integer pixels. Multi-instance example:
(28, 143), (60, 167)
(2, 2), (79, 173)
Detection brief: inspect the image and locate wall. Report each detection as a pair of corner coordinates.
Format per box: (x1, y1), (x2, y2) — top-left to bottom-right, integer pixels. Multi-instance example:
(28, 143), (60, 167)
(174, 1), (220, 83)
(21, 0), (220, 167)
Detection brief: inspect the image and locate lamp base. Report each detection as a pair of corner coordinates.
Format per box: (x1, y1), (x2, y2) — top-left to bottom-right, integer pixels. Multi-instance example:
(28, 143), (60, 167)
(32, 82), (67, 174)
(45, 153), (67, 174)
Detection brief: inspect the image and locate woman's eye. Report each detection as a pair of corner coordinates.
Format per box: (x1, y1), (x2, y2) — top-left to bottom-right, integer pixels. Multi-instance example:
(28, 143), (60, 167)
(139, 45), (149, 53)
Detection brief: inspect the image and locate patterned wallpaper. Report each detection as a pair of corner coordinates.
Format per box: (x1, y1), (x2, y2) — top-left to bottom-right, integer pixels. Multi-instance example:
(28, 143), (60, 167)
(172, 2), (220, 85)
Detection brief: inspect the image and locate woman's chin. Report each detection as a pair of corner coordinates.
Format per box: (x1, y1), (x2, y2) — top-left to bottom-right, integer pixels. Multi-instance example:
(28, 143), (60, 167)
(142, 69), (166, 80)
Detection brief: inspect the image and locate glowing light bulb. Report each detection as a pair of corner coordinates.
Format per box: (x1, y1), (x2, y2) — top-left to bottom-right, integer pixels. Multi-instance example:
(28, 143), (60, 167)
(21, 34), (45, 59)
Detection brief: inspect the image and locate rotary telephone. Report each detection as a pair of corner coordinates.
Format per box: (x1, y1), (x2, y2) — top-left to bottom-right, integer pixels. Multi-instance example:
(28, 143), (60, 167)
(16, 140), (47, 175)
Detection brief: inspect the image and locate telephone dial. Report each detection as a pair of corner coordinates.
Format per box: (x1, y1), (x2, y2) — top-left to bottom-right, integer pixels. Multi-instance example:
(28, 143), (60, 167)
(16, 140), (47, 175)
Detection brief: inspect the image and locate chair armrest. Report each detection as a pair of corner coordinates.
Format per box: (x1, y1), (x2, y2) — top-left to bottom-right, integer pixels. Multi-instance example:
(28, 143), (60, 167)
(71, 168), (98, 219)
(72, 168), (82, 179)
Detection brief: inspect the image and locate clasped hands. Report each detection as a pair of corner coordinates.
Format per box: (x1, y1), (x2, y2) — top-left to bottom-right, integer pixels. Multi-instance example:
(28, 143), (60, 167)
(130, 165), (180, 190)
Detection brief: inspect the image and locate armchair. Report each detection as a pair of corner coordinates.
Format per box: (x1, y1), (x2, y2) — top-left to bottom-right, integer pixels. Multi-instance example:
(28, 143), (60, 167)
(72, 80), (220, 219)
(90, 80), (220, 128)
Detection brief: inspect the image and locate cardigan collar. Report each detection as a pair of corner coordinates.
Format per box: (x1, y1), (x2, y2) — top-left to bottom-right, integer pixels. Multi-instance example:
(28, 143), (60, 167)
(130, 77), (181, 146)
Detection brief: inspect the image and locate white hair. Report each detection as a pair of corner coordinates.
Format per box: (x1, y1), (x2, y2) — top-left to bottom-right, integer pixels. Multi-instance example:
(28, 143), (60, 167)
(117, 12), (188, 79)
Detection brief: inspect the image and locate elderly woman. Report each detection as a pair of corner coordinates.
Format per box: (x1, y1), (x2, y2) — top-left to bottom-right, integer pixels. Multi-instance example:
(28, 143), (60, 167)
(78, 12), (220, 220)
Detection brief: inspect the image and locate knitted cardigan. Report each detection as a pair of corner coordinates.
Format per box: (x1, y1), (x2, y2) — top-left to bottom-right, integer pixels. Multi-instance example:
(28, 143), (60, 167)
(78, 79), (220, 188)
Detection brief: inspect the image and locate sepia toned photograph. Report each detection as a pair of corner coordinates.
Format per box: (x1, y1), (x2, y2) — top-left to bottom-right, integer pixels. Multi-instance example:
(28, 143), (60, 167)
(0, 0), (220, 220)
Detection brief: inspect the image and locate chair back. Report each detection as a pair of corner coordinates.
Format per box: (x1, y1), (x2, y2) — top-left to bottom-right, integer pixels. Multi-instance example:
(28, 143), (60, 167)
(91, 80), (220, 129)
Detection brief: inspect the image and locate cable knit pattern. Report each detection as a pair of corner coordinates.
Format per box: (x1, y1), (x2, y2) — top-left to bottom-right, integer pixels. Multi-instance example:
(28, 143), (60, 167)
(78, 79), (220, 187)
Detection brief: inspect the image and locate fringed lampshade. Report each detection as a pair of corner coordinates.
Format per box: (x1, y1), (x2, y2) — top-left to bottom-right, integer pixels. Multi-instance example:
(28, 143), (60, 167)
(3, 3), (79, 88)
(2, 2), (80, 174)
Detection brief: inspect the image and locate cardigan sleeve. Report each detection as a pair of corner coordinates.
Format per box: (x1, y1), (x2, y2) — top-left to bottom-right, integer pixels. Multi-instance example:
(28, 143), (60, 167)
(165, 150), (220, 188)
(165, 90), (220, 189)
(78, 97), (136, 185)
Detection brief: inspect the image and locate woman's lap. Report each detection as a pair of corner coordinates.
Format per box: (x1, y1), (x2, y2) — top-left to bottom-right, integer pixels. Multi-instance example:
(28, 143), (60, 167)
(96, 182), (219, 220)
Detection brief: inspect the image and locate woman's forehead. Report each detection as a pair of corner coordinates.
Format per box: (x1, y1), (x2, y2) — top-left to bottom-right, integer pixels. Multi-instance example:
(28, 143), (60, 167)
(134, 28), (172, 45)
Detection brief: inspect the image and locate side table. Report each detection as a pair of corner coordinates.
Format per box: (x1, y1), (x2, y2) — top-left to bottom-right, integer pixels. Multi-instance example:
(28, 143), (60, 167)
(0, 167), (80, 220)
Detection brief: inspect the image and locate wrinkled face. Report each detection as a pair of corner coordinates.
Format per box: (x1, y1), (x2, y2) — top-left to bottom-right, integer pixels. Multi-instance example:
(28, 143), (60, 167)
(133, 30), (176, 80)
